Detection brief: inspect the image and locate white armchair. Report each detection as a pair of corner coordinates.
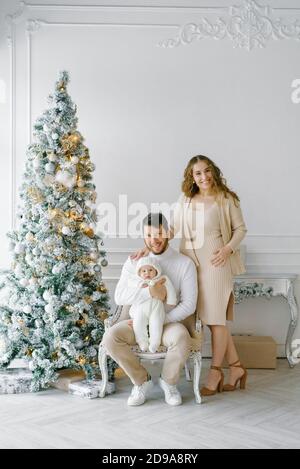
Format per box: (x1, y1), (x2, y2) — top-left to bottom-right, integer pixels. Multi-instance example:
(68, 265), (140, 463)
(98, 305), (203, 403)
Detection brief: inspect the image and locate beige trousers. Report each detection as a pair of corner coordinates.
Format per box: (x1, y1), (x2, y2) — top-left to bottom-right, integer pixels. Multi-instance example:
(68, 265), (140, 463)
(102, 320), (192, 386)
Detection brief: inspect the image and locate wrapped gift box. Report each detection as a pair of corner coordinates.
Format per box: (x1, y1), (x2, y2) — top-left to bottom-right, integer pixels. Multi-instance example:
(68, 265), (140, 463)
(0, 369), (33, 394)
(223, 335), (277, 369)
(50, 369), (86, 392)
(69, 379), (115, 399)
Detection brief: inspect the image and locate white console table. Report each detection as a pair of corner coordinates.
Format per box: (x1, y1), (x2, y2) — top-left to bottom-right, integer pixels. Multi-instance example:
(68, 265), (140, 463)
(233, 274), (299, 368)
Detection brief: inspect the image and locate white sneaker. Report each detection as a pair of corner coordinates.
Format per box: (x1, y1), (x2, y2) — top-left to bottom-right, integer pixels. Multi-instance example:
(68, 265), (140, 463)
(158, 377), (182, 406)
(127, 378), (154, 406)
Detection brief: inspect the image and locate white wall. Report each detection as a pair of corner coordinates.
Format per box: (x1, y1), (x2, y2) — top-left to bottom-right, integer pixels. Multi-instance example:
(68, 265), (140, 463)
(0, 0), (300, 358)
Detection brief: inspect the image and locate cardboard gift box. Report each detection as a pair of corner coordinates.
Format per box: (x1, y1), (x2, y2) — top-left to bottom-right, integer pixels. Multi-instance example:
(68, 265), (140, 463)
(223, 335), (277, 369)
(50, 368), (86, 392)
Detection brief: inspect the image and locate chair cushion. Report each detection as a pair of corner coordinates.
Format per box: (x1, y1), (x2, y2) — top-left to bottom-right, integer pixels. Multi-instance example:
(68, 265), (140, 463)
(131, 344), (167, 354)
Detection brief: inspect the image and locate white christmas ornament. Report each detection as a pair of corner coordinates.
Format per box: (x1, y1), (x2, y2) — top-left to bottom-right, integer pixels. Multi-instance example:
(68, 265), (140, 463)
(43, 290), (52, 302)
(23, 305), (32, 314)
(33, 159), (40, 170)
(55, 170), (76, 189)
(77, 179), (85, 188)
(51, 132), (59, 140)
(20, 278), (29, 287)
(52, 265), (61, 275)
(45, 304), (54, 314)
(14, 265), (23, 277)
(25, 232), (34, 242)
(25, 254), (33, 265)
(14, 243), (25, 254)
(70, 156), (79, 164)
(29, 278), (37, 286)
(48, 153), (57, 162)
(45, 162), (55, 173)
(61, 226), (72, 236)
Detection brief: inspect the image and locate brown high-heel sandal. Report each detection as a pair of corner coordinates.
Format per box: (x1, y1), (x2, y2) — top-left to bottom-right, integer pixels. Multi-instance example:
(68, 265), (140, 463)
(223, 359), (248, 391)
(200, 366), (224, 396)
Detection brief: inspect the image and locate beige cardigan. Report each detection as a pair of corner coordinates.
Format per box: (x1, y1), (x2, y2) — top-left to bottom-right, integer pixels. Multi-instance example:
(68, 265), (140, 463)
(171, 192), (247, 276)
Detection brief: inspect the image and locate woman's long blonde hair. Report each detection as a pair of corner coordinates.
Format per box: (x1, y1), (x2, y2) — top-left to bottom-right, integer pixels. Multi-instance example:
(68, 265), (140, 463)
(181, 155), (240, 204)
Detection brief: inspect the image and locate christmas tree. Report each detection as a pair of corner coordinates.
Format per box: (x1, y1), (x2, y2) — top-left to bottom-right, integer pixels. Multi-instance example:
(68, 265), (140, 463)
(0, 71), (117, 390)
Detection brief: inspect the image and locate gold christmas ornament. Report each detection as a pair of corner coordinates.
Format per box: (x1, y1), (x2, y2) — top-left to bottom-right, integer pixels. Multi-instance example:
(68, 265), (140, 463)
(76, 186), (89, 194)
(76, 177), (85, 188)
(25, 348), (33, 356)
(98, 310), (108, 321)
(76, 319), (85, 327)
(54, 182), (68, 193)
(27, 187), (44, 204)
(48, 208), (60, 219)
(80, 256), (92, 265)
(84, 335), (90, 342)
(84, 227), (94, 238)
(57, 80), (66, 92)
(84, 296), (92, 304)
(61, 132), (82, 152)
(76, 355), (86, 366)
(51, 351), (59, 360)
(67, 209), (84, 222)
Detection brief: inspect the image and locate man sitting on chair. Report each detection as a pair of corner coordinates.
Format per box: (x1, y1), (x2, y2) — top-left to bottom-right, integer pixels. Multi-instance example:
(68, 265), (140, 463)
(102, 212), (198, 406)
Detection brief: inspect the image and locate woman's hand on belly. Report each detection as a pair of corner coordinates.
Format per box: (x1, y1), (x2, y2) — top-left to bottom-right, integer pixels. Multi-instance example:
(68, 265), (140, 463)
(210, 245), (233, 267)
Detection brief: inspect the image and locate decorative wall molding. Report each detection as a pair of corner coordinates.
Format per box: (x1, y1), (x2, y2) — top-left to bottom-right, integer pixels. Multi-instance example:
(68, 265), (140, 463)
(5, 2), (27, 230)
(158, 0), (300, 51)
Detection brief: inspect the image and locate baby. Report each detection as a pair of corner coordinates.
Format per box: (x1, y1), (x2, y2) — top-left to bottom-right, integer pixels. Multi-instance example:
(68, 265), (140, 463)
(129, 256), (177, 353)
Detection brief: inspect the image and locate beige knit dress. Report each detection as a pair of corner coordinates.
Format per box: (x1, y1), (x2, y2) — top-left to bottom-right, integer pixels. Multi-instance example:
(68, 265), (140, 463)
(172, 193), (247, 326)
(189, 201), (233, 326)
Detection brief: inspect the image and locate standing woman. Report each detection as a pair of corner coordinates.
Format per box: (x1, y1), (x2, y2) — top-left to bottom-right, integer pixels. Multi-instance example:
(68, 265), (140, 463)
(173, 155), (248, 395)
(132, 155), (248, 395)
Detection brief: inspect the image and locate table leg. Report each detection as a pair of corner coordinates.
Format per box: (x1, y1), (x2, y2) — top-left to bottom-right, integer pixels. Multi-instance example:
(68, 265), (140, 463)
(285, 280), (299, 368)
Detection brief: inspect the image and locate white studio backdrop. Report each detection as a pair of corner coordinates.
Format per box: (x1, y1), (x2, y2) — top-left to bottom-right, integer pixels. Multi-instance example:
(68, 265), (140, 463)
(0, 0), (300, 357)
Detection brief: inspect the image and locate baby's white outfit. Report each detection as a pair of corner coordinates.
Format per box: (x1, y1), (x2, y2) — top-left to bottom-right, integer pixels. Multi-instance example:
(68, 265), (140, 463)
(128, 256), (177, 353)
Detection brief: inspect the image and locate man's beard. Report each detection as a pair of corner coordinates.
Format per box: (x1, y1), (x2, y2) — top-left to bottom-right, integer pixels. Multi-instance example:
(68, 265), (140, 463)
(145, 238), (169, 255)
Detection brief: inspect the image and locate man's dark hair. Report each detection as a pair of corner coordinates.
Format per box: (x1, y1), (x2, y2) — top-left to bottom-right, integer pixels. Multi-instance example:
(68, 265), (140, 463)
(142, 212), (169, 231)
